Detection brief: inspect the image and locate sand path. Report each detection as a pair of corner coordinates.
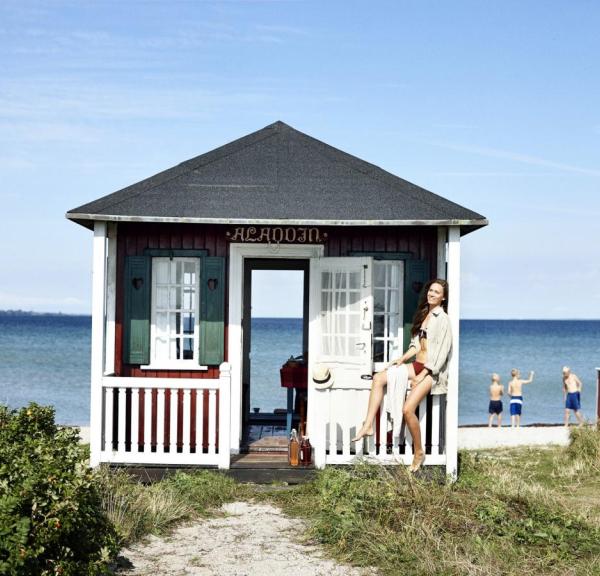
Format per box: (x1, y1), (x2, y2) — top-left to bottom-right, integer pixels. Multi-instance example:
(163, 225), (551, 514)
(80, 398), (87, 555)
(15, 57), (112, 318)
(117, 501), (375, 576)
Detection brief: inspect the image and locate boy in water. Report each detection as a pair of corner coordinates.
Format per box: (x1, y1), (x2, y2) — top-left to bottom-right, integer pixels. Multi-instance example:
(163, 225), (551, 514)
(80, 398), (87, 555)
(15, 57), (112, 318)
(508, 368), (535, 428)
(562, 366), (585, 427)
(488, 373), (504, 428)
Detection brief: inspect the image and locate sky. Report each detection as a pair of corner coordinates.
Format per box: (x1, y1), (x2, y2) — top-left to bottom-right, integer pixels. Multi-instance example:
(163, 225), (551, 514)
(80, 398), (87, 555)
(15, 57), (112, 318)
(0, 0), (598, 319)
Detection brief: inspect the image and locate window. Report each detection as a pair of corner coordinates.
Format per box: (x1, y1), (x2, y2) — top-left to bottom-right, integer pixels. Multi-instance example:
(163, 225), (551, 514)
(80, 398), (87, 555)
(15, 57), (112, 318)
(148, 257), (201, 368)
(373, 261), (404, 368)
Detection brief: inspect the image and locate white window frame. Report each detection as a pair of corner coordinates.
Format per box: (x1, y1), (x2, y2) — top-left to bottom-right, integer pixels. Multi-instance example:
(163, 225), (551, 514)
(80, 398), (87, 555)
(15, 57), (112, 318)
(372, 260), (404, 373)
(141, 256), (207, 371)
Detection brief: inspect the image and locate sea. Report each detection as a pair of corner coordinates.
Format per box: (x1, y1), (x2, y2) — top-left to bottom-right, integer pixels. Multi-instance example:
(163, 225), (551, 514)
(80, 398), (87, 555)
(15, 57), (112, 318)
(1, 313), (599, 426)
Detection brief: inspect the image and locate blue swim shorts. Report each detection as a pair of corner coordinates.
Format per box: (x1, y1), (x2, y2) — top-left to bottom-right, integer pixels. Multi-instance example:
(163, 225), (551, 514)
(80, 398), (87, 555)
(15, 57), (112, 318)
(565, 392), (581, 411)
(510, 396), (523, 416)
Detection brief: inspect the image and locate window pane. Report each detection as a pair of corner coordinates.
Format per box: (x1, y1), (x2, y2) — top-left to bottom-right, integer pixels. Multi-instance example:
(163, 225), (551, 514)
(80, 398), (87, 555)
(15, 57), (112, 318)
(374, 314), (384, 338)
(321, 272), (331, 289)
(183, 338), (194, 360)
(389, 314), (400, 338)
(183, 314), (194, 335)
(183, 288), (193, 310)
(373, 340), (384, 362)
(374, 263), (386, 287)
(335, 337), (345, 356)
(156, 312), (169, 336)
(389, 263), (402, 289)
(183, 261), (196, 285)
(335, 314), (346, 334)
(175, 261), (183, 285)
(155, 260), (169, 284)
(170, 338), (179, 360)
(387, 289), (400, 314)
(348, 271), (360, 289)
(156, 287), (169, 309)
(374, 289), (385, 313)
(155, 337), (168, 360)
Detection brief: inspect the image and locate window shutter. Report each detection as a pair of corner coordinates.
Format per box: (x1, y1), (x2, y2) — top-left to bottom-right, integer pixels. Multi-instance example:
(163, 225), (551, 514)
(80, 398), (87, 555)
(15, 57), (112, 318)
(199, 257), (226, 365)
(403, 259), (429, 352)
(123, 256), (151, 365)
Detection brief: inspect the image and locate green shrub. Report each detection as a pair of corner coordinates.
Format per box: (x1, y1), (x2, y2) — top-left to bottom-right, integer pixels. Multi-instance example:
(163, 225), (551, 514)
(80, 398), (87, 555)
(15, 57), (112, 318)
(566, 426), (600, 472)
(0, 404), (118, 575)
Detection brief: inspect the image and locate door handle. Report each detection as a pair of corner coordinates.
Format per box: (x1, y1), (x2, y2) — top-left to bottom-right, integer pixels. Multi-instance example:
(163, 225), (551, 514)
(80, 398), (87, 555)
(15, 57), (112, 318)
(355, 342), (366, 350)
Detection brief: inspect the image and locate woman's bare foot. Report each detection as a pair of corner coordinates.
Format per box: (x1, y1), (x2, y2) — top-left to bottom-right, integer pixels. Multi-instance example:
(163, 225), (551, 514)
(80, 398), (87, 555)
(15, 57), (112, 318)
(409, 452), (425, 472)
(351, 425), (373, 442)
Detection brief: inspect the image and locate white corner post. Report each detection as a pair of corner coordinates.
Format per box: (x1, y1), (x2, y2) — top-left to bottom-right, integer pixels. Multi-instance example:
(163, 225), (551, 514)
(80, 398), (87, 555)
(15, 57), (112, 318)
(104, 223), (117, 375)
(437, 226), (447, 279)
(90, 221), (108, 467)
(218, 362), (232, 469)
(445, 226), (461, 480)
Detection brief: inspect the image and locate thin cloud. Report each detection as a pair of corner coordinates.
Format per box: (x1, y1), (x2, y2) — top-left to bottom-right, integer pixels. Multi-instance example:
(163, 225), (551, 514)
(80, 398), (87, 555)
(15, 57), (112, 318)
(427, 140), (600, 176)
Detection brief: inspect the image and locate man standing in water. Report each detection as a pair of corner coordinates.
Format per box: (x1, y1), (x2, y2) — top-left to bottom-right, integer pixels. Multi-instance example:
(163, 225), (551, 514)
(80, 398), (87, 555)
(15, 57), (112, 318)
(562, 366), (585, 427)
(508, 369), (535, 428)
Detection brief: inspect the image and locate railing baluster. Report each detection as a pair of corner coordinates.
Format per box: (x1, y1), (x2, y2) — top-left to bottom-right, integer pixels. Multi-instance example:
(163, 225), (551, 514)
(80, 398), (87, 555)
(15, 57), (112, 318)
(131, 388), (139, 453)
(183, 389), (191, 454)
(170, 389), (178, 454)
(196, 390), (204, 454)
(117, 387), (127, 453)
(157, 388), (165, 453)
(104, 387), (113, 452)
(208, 389), (216, 455)
(144, 388), (152, 453)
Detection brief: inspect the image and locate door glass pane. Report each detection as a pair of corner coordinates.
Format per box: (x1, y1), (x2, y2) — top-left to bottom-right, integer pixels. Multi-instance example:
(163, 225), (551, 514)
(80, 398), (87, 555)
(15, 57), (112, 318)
(335, 337), (345, 356)
(389, 314), (400, 337)
(335, 314), (346, 334)
(374, 263), (386, 287)
(348, 290), (361, 310)
(335, 272), (347, 289)
(374, 314), (384, 338)
(374, 339), (384, 362)
(321, 291), (332, 313)
(335, 291), (346, 309)
(321, 272), (332, 289)
(374, 289), (385, 313)
(387, 289), (400, 314)
(156, 312), (168, 336)
(183, 313), (194, 335)
(347, 336), (359, 357)
(348, 271), (360, 289)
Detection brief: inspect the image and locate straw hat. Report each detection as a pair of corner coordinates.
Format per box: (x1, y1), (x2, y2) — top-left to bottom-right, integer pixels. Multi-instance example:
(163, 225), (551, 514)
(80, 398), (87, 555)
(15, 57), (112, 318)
(312, 364), (334, 389)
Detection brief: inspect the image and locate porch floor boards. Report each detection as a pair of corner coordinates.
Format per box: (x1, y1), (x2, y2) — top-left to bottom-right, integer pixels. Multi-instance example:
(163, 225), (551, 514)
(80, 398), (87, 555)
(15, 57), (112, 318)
(242, 424), (289, 453)
(229, 452), (315, 484)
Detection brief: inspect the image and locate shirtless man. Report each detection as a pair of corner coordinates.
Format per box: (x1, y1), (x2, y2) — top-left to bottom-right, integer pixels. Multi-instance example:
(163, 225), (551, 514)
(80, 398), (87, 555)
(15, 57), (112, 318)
(562, 366), (584, 427)
(508, 368), (534, 428)
(488, 373), (504, 428)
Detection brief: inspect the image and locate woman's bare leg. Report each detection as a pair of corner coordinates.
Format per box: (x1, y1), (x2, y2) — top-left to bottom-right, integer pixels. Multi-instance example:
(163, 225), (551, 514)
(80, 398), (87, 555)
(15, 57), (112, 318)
(352, 370), (388, 441)
(402, 375), (432, 470)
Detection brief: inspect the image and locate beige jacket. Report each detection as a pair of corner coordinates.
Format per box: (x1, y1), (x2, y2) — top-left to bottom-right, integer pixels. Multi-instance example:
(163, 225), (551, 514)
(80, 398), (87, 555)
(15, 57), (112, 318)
(408, 306), (453, 395)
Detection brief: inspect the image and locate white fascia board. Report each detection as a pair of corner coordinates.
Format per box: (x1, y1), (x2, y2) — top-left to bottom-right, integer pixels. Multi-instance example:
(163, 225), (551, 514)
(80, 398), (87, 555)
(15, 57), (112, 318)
(66, 212), (489, 228)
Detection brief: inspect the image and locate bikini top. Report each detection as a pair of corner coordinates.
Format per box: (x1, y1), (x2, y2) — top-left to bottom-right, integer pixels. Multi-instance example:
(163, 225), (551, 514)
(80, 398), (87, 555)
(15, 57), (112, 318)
(418, 328), (427, 340)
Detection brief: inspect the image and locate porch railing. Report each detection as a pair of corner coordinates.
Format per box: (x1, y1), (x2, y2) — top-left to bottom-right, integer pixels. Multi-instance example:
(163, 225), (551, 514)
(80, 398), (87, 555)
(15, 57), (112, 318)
(313, 387), (446, 467)
(97, 363), (231, 469)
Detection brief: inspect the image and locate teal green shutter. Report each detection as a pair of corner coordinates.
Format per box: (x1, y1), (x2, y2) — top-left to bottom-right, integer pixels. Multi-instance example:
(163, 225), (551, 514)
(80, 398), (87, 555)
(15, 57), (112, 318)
(199, 257), (225, 365)
(403, 260), (429, 352)
(123, 256), (151, 365)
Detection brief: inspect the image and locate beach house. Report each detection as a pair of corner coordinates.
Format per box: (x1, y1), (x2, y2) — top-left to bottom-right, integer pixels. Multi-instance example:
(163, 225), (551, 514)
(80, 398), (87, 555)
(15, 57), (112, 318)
(67, 121), (487, 478)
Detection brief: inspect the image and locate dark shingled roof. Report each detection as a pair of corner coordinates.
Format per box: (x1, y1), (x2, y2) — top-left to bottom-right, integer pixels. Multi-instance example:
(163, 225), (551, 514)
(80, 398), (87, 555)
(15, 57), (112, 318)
(66, 121), (487, 233)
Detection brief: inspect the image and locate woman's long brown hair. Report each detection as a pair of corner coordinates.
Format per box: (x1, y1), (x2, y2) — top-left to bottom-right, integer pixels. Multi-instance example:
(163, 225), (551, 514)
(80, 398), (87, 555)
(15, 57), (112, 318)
(411, 279), (449, 336)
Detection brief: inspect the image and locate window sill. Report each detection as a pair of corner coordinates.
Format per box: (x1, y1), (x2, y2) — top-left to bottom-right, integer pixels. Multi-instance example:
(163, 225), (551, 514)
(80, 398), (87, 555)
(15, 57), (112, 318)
(140, 364), (209, 372)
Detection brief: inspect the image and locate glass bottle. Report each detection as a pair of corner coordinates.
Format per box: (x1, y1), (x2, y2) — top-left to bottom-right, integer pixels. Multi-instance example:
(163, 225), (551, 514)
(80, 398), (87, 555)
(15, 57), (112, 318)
(301, 436), (312, 467)
(289, 429), (300, 467)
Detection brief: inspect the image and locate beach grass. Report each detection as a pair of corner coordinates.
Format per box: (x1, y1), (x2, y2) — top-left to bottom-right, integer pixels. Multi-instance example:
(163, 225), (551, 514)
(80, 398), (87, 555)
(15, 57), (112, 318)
(264, 427), (600, 576)
(95, 467), (249, 545)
